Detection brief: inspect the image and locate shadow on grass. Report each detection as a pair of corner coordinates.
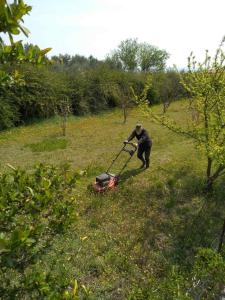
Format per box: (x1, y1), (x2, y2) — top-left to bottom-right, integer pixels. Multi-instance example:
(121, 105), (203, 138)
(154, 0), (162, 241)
(119, 167), (146, 182)
(137, 166), (225, 269)
(169, 193), (225, 271)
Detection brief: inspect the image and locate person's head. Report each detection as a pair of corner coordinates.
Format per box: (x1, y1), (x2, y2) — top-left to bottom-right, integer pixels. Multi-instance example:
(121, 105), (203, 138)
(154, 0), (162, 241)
(135, 123), (142, 135)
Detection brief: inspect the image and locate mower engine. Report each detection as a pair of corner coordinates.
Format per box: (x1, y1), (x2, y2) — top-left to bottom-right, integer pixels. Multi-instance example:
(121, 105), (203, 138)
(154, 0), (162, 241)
(93, 172), (118, 192)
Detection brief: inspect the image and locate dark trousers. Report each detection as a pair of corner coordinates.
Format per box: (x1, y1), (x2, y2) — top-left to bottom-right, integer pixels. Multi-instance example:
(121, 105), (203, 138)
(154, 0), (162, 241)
(137, 142), (152, 166)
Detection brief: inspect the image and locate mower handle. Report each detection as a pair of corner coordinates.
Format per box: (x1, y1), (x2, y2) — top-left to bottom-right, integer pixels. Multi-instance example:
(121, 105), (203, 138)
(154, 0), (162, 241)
(123, 141), (138, 150)
(106, 141), (137, 174)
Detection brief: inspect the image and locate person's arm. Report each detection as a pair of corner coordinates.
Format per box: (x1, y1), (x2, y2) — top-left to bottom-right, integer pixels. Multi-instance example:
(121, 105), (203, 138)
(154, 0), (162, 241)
(125, 130), (135, 142)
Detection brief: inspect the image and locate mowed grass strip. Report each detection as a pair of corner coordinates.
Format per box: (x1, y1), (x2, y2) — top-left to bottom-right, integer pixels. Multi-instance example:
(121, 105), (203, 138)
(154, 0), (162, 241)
(25, 137), (68, 152)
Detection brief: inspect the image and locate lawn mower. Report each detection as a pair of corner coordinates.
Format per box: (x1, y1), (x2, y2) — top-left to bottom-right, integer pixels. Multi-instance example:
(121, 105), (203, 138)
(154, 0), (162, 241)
(93, 141), (138, 192)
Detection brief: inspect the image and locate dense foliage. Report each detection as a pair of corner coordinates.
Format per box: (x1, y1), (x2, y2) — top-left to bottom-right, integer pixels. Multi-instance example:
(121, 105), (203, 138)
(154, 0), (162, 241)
(0, 62), (187, 130)
(0, 0), (52, 130)
(0, 163), (78, 299)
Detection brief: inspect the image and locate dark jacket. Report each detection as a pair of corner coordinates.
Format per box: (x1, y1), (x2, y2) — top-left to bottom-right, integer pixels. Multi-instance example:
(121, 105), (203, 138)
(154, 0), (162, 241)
(128, 128), (151, 146)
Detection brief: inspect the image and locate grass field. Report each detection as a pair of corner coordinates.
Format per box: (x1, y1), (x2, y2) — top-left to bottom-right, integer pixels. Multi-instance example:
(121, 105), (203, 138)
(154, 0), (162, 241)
(0, 101), (224, 299)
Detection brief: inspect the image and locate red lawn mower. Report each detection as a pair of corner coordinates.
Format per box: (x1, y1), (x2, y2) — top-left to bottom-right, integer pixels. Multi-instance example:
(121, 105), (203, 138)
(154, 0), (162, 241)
(93, 141), (138, 192)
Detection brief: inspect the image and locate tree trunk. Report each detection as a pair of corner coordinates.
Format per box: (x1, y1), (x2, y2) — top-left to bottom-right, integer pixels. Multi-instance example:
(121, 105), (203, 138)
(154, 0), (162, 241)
(163, 103), (166, 114)
(218, 219), (225, 253)
(163, 100), (170, 114)
(123, 105), (127, 124)
(62, 116), (66, 136)
(217, 219), (225, 300)
(206, 158), (213, 190)
(207, 157), (212, 179)
(206, 163), (224, 191)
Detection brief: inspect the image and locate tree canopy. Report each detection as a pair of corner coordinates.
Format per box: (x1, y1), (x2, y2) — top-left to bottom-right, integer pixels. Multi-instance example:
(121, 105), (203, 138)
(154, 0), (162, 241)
(106, 38), (169, 72)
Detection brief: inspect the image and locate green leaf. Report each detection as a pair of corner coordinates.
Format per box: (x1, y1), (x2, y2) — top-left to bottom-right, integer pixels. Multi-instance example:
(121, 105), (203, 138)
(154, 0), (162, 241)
(26, 238), (36, 246)
(10, 26), (20, 35)
(6, 163), (16, 170)
(40, 47), (52, 55)
(26, 186), (34, 196)
(37, 55), (42, 64)
(0, 233), (9, 254)
(19, 24), (30, 37)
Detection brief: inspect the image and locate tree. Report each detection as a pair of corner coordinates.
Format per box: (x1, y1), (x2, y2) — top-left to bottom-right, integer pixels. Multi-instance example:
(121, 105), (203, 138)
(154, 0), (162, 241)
(218, 218), (225, 253)
(154, 70), (187, 113)
(0, 0), (51, 86)
(102, 81), (134, 124)
(135, 38), (225, 189)
(138, 42), (169, 72)
(57, 95), (71, 136)
(92, 69), (141, 124)
(119, 84), (133, 124)
(117, 38), (139, 71)
(105, 51), (123, 70)
(106, 38), (139, 71)
(115, 72), (136, 124)
(106, 38), (169, 72)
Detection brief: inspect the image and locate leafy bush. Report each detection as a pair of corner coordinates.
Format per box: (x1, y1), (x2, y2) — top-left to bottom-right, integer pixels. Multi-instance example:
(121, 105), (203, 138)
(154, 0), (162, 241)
(69, 65), (145, 116)
(145, 71), (187, 105)
(0, 60), (186, 131)
(0, 163), (77, 299)
(0, 96), (19, 130)
(0, 64), (69, 126)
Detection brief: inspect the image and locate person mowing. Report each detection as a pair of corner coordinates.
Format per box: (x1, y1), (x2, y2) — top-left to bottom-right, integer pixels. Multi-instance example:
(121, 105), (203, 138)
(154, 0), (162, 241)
(125, 123), (152, 169)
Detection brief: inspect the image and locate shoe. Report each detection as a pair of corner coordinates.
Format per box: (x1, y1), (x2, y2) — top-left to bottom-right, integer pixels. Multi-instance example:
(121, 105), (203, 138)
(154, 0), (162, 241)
(145, 161), (150, 169)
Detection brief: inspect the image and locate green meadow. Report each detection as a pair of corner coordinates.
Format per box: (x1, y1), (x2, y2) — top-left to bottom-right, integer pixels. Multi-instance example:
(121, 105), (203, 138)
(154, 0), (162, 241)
(0, 101), (224, 299)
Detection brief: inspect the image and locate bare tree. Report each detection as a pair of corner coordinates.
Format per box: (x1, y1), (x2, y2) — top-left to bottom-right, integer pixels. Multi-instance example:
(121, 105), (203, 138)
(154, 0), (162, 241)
(99, 82), (134, 124)
(57, 96), (71, 136)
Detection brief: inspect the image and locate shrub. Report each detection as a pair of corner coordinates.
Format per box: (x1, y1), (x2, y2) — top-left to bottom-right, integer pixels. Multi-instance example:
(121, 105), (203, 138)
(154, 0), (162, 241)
(0, 96), (19, 130)
(0, 163), (77, 299)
